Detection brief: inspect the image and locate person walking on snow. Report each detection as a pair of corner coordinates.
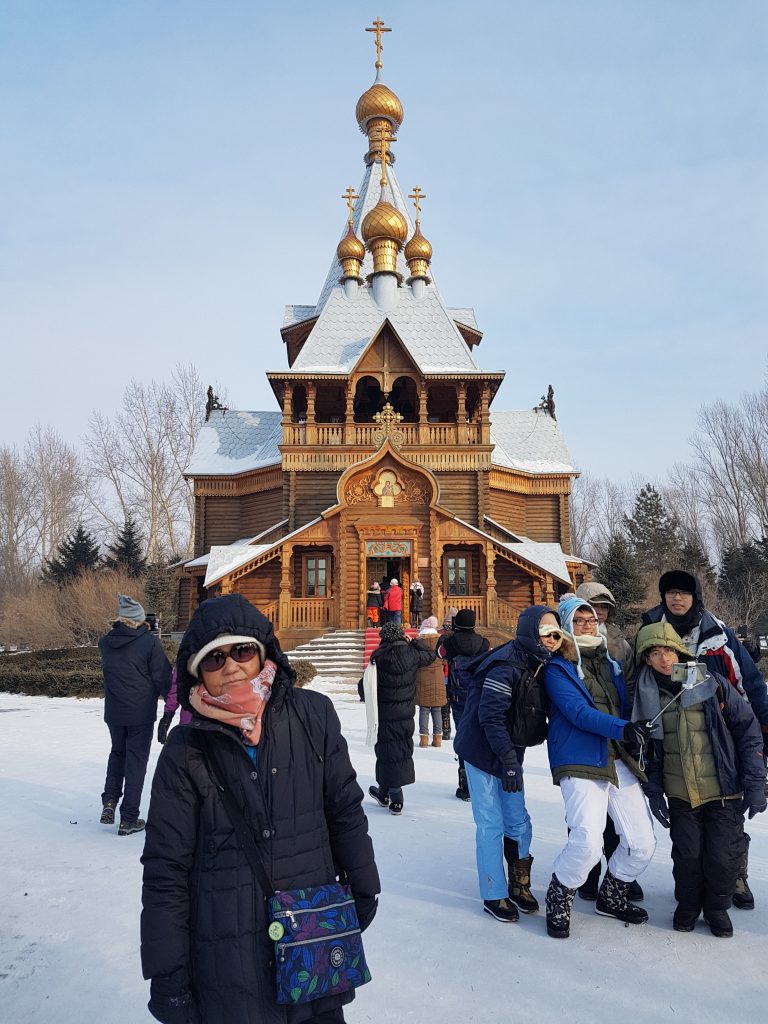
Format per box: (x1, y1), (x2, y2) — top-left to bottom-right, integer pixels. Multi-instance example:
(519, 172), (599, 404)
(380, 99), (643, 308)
(415, 617), (447, 747)
(454, 605), (555, 923)
(99, 594), (172, 836)
(542, 596), (656, 939)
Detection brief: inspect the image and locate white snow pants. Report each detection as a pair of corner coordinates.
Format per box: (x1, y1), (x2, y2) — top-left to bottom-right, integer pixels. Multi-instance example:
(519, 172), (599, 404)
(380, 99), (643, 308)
(553, 760), (656, 889)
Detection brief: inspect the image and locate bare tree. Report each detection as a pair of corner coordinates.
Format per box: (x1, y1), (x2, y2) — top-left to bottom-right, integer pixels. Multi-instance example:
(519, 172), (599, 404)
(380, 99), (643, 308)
(0, 445), (37, 596)
(25, 423), (91, 563)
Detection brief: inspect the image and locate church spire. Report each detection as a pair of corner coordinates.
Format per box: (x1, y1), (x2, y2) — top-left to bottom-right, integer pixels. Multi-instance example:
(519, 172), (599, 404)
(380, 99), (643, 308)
(355, 18), (404, 167)
(405, 185), (433, 291)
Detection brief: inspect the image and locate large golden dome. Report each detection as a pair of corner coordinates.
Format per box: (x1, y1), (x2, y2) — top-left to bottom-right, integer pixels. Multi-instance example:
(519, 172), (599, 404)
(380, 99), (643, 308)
(356, 82), (404, 132)
(336, 226), (365, 261)
(405, 227), (432, 262)
(361, 200), (408, 244)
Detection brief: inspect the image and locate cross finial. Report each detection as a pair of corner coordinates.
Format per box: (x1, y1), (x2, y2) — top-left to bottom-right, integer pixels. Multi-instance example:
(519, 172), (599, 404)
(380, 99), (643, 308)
(365, 17), (391, 71)
(371, 124), (396, 187)
(373, 401), (404, 428)
(341, 186), (360, 227)
(408, 186), (426, 225)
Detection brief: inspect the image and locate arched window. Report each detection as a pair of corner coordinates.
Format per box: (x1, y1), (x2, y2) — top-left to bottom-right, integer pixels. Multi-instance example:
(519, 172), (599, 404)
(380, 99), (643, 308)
(427, 384), (458, 423)
(390, 376), (418, 422)
(353, 376), (386, 422)
(315, 384), (346, 423)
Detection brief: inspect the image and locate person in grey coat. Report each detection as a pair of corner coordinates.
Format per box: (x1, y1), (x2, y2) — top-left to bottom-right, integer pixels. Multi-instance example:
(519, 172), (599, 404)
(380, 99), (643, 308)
(99, 594), (171, 835)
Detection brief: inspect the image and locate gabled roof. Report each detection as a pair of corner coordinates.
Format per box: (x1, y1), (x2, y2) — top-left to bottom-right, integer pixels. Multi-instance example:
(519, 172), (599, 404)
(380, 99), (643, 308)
(490, 409), (576, 475)
(454, 517), (572, 585)
(203, 517), (323, 587)
(186, 410), (282, 477)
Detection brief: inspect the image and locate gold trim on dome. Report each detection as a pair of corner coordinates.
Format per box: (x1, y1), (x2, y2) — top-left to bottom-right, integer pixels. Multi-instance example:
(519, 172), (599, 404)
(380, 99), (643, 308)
(337, 225), (365, 261)
(361, 201), (408, 244)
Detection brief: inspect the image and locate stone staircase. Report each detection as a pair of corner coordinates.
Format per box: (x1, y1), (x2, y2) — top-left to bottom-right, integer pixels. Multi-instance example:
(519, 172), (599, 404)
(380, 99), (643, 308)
(286, 630), (366, 686)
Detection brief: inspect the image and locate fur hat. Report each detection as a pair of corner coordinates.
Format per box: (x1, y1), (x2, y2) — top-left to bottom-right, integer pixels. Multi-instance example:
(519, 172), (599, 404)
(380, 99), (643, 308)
(118, 593), (145, 623)
(658, 570), (696, 597)
(453, 609), (476, 631)
(418, 616), (440, 636)
(379, 621), (405, 644)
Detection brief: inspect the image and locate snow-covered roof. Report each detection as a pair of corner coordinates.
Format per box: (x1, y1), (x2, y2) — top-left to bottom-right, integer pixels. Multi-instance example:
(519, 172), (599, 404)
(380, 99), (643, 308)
(448, 308), (479, 331)
(453, 518), (571, 585)
(490, 409), (575, 475)
(204, 544), (273, 588)
(186, 410), (282, 477)
(283, 305), (316, 328)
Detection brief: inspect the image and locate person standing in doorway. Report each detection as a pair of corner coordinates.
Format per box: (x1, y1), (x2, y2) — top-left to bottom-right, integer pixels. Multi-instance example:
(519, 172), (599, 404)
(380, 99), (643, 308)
(410, 579), (424, 629)
(99, 594), (172, 835)
(383, 578), (403, 627)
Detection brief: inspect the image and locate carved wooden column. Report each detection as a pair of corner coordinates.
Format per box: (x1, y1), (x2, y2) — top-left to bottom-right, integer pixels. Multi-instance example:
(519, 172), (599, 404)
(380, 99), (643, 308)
(306, 383), (317, 445)
(288, 471), (297, 532)
(457, 382), (467, 445)
(418, 381), (428, 444)
(279, 544), (293, 633)
(559, 493), (571, 553)
(484, 543), (497, 627)
(344, 384), (355, 445)
(429, 509), (441, 624)
(480, 384), (491, 445)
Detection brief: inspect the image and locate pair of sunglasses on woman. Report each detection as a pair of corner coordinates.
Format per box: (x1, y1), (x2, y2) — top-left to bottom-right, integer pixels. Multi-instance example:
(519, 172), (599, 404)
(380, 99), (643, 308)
(198, 642), (262, 673)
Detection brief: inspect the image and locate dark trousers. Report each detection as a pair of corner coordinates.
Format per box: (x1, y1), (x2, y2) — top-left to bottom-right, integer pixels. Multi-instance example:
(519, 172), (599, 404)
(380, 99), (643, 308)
(583, 815), (621, 890)
(669, 797), (745, 912)
(102, 721), (154, 822)
(305, 1010), (345, 1023)
(450, 701), (464, 770)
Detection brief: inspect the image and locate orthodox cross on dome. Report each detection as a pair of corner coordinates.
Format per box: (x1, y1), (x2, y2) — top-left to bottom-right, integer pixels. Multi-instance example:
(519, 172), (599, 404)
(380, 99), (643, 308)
(373, 401), (405, 448)
(365, 17), (391, 71)
(408, 186), (426, 225)
(371, 124), (396, 187)
(341, 186), (360, 227)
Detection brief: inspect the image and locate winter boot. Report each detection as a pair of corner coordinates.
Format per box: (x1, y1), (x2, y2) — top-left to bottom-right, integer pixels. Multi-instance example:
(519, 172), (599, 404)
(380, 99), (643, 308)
(672, 905), (700, 932)
(389, 799), (403, 816)
(545, 874), (576, 939)
(503, 837), (539, 914)
(595, 871), (648, 925)
(455, 767), (470, 802)
(432, 734), (442, 748)
(100, 800), (116, 825)
(577, 862), (601, 901)
(442, 706), (452, 741)
(483, 898), (519, 923)
(733, 834), (754, 910)
(118, 818), (146, 837)
(368, 785), (390, 808)
(419, 734), (429, 748)
(628, 879), (645, 902)
(703, 909), (733, 938)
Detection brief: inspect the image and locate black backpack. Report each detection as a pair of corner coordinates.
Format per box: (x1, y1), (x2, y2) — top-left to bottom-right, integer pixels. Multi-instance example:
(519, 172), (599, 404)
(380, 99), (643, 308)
(446, 655), (473, 709)
(502, 660), (549, 748)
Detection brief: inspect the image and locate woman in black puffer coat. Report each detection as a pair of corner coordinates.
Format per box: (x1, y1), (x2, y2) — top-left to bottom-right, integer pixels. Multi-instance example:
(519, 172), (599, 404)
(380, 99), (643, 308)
(141, 595), (380, 1024)
(368, 621), (436, 815)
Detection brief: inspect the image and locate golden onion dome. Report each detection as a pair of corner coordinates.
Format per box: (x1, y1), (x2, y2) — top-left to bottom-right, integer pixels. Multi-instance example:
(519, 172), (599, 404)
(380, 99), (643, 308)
(405, 227), (432, 262)
(361, 200), (408, 245)
(356, 82), (404, 132)
(336, 226), (365, 261)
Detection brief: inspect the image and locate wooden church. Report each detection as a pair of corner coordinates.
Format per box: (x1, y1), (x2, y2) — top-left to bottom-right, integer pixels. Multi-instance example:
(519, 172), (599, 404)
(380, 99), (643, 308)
(178, 21), (589, 646)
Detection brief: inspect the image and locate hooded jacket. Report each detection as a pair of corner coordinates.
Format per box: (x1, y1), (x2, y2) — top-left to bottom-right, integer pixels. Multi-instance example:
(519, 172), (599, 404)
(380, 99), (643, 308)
(98, 622), (171, 726)
(453, 606), (558, 777)
(642, 572), (768, 728)
(141, 595), (380, 1024)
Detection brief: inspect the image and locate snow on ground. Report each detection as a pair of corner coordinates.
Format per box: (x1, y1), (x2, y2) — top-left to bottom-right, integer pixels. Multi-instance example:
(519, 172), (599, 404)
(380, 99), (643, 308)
(2, 686), (767, 1023)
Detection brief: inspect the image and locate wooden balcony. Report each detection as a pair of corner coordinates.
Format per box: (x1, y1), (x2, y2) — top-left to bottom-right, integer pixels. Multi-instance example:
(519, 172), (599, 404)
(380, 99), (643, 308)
(290, 598), (335, 629)
(282, 422), (481, 449)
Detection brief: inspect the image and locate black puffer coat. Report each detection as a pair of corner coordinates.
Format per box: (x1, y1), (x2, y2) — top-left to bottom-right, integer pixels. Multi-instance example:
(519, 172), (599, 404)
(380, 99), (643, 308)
(98, 622), (171, 726)
(141, 596), (380, 1024)
(371, 637), (435, 788)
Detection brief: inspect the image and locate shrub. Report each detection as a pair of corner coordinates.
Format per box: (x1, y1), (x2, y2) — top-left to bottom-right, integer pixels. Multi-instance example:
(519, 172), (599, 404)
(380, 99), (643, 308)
(291, 660), (317, 688)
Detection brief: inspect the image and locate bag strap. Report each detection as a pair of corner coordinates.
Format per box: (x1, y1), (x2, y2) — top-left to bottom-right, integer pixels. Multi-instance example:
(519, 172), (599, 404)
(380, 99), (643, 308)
(198, 733), (275, 896)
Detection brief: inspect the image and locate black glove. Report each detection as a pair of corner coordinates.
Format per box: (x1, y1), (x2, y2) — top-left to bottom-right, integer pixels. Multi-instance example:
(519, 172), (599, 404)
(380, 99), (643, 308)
(741, 790), (768, 820)
(647, 791), (670, 829)
(622, 721), (653, 746)
(501, 760), (523, 793)
(149, 974), (200, 1024)
(354, 895), (378, 932)
(157, 711), (175, 745)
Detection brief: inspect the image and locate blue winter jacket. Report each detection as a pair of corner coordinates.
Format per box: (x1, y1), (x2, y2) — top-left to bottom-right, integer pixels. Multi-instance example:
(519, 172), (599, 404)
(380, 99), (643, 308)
(543, 653), (630, 778)
(453, 605), (555, 778)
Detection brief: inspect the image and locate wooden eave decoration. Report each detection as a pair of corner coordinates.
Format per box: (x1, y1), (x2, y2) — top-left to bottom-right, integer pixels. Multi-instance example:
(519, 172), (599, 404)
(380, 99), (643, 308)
(280, 316), (319, 368)
(454, 321), (483, 349)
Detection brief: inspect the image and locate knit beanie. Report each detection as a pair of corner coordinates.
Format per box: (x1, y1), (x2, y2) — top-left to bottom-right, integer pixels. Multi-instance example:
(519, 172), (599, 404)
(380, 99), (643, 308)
(118, 594), (145, 623)
(418, 616), (440, 636)
(453, 609), (476, 631)
(380, 621), (405, 644)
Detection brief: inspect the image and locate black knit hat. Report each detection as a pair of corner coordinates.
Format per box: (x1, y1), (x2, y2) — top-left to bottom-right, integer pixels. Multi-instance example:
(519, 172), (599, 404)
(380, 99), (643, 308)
(453, 609), (476, 631)
(658, 570), (696, 598)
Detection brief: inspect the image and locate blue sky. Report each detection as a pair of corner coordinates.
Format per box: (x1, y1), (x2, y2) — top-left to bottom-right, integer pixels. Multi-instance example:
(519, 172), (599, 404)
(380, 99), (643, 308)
(2, 1), (766, 479)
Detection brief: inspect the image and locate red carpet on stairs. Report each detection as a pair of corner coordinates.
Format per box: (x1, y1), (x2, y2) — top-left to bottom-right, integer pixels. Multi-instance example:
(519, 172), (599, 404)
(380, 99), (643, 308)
(363, 627), (418, 667)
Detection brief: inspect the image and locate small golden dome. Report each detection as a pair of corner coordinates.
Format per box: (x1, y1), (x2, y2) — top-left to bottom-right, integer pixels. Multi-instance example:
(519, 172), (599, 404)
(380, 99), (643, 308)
(356, 82), (404, 132)
(405, 227), (432, 262)
(361, 200), (408, 245)
(337, 226), (365, 261)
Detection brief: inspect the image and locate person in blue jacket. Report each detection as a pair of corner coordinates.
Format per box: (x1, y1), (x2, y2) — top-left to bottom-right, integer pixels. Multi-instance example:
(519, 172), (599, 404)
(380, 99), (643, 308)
(542, 596), (655, 939)
(454, 605), (559, 923)
(642, 569), (768, 909)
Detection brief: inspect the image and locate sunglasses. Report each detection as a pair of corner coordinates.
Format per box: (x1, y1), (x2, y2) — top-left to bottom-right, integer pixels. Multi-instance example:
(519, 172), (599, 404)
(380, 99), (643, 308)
(199, 642), (261, 673)
(539, 629), (563, 641)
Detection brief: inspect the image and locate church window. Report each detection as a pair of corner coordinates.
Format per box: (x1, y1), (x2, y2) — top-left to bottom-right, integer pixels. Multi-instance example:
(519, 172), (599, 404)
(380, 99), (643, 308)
(447, 556), (468, 596)
(305, 557), (328, 597)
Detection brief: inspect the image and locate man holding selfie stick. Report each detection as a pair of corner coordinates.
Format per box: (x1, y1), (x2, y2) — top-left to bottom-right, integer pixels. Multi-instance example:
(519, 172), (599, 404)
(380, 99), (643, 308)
(642, 570), (768, 909)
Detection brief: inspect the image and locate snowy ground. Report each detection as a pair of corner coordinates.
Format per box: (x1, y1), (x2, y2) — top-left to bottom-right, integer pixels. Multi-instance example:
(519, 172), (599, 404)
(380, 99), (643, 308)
(2, 686), (767, 1024)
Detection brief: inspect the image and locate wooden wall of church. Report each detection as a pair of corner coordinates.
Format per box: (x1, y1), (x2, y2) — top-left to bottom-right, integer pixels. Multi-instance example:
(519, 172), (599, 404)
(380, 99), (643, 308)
(525, 495), (560, 543)
(233, 561), (281, 609)
(176, 576), (193, 630)
(488, 489), (526, 535)
(434, 473), (478, 524)
(201, 496), (242, 547)
(494, 559), (535, 611)
(292, 474), (339, 529)
(241, 489), (283, 537)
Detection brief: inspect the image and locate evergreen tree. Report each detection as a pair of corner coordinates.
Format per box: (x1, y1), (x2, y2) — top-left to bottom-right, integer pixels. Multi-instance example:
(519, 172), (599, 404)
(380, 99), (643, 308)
(595, 533), (646, 626)
(719, 541), (768, 633)
(623, 484), (683, 579)
(104, 516), (146, 577)
(42, 524), (101, 585)
(679, 536), (715, 587)
(144, 560), (179, 633)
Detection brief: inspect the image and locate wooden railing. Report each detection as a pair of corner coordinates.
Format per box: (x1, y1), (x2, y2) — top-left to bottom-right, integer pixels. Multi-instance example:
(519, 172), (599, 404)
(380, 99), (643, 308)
(282, 422), (482, 448)
(495, 598), (519, 632)
(290, 598), (334, 629)
(316, 425), (344, 446)
(261, 602), (278, 627)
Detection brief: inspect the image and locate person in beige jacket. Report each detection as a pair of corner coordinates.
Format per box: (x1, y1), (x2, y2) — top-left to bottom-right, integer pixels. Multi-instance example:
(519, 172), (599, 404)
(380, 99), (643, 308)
(415, 617), (448, 747)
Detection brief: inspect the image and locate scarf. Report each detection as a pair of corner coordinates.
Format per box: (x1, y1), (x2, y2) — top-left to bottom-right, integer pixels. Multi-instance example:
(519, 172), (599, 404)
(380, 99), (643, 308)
(189, 659), (277, 745)
(662, 601), (703, 639)
(575, 633), (605, 651)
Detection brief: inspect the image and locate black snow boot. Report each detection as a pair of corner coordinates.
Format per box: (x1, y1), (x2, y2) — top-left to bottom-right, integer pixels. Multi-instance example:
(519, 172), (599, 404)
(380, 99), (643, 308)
(673, 905), (700, 932)
(442, 706), (452, 741)
(503, 837), (539, 914)
(483, 898), (519, 923)
(733, 834), (754, 910)
(545, 874), (576, 939)
(118, 818), (146, 837)
(368, 785), (390, 808)
(595, 871), (648, 925)
(703, 909), (733, 938)
(455, 767), (470, 802)
(100, 800), (116, 825)
(577, 861), (600, 901)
